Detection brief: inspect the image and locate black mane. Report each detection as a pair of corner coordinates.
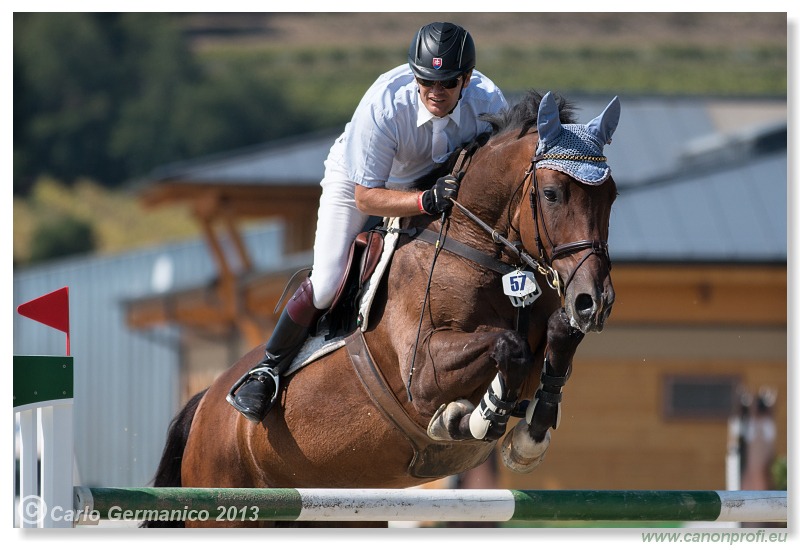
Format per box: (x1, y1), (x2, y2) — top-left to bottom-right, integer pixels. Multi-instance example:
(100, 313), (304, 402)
(481, 90), (578, 139)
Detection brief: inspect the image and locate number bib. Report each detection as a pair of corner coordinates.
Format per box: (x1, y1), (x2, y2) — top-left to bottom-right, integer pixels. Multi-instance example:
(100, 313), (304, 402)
(501, 270), (541, 308)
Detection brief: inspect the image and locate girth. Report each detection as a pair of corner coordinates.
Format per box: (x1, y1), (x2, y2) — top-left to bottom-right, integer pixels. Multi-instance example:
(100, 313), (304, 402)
(345, 331), (495, 479)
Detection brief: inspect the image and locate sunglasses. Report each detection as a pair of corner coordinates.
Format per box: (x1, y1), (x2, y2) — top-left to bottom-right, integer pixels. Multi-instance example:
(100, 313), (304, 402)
(416, 76), (462, 89)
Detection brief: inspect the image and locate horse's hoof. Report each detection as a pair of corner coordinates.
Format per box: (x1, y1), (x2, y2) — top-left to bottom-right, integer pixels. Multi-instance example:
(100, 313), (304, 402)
(427, 399), (474, 441)
(500, 424), (551, 474)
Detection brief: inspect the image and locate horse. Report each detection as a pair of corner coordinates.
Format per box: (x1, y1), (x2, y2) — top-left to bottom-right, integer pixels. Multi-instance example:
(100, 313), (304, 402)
(143, 90), (620, 528)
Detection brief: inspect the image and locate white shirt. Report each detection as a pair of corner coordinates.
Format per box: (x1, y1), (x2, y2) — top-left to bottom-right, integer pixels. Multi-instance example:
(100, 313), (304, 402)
(326, 64), (508, 189)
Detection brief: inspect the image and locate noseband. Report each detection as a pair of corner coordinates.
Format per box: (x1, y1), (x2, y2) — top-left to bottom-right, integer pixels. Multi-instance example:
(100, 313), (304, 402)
(525, 153), (612, 292)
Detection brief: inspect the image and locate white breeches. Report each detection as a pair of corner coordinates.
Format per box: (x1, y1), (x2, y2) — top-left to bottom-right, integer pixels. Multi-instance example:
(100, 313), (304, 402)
(308, 164), (370, 310)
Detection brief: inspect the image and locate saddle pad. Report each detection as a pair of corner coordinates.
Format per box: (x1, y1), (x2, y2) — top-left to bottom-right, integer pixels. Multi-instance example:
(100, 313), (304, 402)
(283, 217), (401, 376)
(358, 216), (401, 331)
(284, 334), (347, 377)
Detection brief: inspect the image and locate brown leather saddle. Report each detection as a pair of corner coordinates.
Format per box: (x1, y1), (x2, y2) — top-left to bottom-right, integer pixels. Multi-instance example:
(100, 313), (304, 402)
(316, 223), (386, 339)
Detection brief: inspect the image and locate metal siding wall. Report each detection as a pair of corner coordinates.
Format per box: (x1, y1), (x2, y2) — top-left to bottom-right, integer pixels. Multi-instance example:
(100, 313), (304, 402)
(13, 222), (283, 486)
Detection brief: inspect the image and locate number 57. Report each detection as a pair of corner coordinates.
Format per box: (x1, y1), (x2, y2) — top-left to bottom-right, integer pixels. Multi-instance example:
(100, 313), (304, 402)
(510, 274), (527, 292)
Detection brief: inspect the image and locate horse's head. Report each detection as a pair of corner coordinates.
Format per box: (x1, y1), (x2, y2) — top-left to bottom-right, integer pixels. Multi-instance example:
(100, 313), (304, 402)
(527, 92), (619, 333)
(467, 91), (619, 333)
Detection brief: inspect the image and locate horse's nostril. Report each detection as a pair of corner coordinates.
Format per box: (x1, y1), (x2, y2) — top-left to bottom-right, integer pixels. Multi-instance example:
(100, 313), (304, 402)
(575, 293), (594, 314)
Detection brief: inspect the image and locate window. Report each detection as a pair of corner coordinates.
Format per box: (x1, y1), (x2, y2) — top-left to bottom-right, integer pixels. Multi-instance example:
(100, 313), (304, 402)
(663, 375), (739, 420)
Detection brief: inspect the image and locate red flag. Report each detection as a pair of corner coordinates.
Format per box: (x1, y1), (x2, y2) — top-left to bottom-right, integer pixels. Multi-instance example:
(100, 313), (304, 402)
(17, 287), (70, 354)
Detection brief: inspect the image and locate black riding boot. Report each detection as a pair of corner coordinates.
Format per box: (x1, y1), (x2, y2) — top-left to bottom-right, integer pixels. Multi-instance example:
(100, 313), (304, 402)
(227, 279), (323, 422)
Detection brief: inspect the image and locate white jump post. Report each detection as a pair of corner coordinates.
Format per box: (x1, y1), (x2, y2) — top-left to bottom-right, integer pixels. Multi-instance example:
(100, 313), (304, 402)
(13, 287), (74, 528)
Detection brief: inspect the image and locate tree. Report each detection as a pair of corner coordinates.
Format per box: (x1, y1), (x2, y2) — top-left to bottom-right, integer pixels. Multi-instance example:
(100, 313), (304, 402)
(14, 13), (314, 195)
(14, 13), (126, 192)
(28, 214), (97, 264)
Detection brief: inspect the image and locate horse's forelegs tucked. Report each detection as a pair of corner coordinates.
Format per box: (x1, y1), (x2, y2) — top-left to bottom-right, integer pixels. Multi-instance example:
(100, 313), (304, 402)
(427, 330), (532, 442)
(501, 308), (584, 473)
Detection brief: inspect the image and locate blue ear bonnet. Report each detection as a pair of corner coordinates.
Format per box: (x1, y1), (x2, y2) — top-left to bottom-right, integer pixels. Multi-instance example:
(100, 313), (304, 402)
(537, 124), (611, 185)
(535, 92), (621, 185)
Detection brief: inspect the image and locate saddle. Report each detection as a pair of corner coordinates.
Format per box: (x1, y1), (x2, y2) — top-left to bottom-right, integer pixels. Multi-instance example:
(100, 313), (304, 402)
(316, 221), (386, 339)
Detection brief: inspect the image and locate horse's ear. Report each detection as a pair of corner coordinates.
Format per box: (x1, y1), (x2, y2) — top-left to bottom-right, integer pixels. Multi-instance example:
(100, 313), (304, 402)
(536, 91), (562, 154)
(586, 96), (620, 145)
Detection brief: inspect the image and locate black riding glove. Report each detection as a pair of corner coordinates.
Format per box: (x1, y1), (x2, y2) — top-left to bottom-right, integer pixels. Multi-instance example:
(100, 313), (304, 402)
(420, 175), (460, 215)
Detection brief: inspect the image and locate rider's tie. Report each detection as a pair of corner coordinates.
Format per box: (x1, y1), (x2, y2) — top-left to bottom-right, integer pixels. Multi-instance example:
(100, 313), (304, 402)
(431, 116), (450, 163)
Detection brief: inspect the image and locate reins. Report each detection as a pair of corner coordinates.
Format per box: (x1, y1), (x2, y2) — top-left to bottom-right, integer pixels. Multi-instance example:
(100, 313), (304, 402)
(406, 211), (449, 402)
(449, 198), (563, 295)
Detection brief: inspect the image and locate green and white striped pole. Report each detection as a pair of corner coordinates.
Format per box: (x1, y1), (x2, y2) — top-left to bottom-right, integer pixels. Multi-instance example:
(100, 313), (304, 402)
(74, 487), (788, 524)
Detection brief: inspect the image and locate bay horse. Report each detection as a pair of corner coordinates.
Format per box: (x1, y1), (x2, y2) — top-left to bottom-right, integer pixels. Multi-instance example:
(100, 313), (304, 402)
(144, 90), (620, 527)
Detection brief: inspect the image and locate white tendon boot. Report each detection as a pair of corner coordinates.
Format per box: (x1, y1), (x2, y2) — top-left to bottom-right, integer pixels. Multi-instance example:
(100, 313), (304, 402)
(468, 374), (513, 440)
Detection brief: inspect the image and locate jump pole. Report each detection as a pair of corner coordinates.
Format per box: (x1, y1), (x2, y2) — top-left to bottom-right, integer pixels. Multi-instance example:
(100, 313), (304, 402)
(73, 487), (788, 524)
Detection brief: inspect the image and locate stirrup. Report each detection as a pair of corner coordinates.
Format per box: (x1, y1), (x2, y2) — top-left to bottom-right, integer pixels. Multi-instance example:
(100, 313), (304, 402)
(226, 365), (281, 421)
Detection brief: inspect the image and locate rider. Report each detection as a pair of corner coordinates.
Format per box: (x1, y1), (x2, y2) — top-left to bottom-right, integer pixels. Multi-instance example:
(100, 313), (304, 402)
(227, 21), (509, 422)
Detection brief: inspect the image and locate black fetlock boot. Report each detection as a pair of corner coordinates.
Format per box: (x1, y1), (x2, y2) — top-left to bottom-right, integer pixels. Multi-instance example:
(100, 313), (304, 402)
(227, 279), (323, 422)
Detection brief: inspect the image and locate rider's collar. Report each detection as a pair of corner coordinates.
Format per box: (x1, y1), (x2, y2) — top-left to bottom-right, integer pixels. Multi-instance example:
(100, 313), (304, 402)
(416, 100), (462, 129)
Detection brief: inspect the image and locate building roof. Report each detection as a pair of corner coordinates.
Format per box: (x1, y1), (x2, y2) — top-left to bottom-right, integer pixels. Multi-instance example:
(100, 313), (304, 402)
(141, 95), (787, 263)
(143, 129), (342, 186)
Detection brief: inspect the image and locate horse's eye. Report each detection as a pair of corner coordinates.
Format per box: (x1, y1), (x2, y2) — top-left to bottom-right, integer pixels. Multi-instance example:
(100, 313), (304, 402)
(543, 188), (558, 202)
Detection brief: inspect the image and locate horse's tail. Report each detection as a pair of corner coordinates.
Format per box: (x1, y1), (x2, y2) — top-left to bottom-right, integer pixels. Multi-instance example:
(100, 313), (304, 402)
(140, 389), (207, 528)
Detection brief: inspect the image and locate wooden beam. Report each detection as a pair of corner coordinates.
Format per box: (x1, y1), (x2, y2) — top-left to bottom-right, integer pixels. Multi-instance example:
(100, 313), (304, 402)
(609, 264), (786, 326)
(222, 210), (253, 272)
(126, 293), (233, 329)
(125, 272), (296, 332)
(141, 182), (321, 211)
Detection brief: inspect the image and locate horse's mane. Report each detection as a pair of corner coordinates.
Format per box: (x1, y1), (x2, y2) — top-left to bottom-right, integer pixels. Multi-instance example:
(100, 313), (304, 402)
(481, 90), (578, 139)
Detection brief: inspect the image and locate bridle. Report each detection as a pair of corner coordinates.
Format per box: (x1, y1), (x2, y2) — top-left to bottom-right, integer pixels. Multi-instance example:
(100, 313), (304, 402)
(442, 146), (612, 298)
(524, 152), (612, 293)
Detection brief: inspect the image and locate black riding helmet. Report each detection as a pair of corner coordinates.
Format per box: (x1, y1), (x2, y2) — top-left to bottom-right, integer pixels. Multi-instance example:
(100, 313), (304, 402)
(408, 22), (476, 81)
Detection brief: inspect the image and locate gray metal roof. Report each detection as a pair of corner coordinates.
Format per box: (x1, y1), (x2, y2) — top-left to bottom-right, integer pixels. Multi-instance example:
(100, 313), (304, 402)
(143, 95), (787, 263)
(598, 96), (786, 263)
(145, 129), (342, 186)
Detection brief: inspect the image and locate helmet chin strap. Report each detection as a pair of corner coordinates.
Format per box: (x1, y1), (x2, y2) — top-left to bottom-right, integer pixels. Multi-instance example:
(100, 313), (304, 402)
(447, 91), (463, 116)
(448, 72), (471, 114)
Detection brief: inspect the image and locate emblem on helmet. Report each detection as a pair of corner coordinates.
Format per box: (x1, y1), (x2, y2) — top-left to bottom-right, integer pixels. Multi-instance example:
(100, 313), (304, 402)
(432, 57), (443, 69)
